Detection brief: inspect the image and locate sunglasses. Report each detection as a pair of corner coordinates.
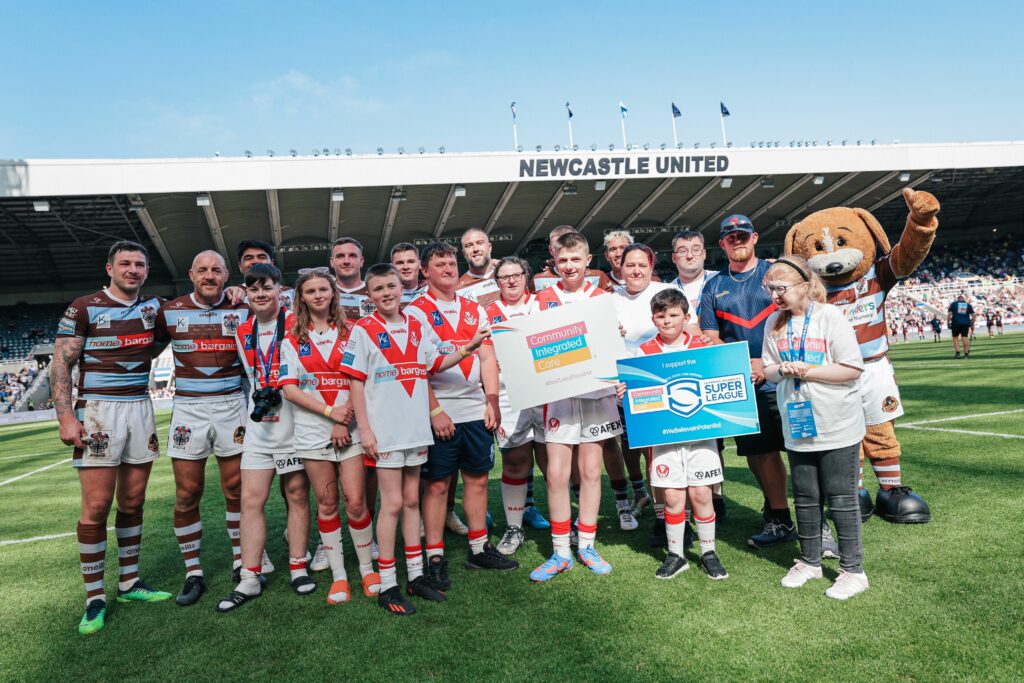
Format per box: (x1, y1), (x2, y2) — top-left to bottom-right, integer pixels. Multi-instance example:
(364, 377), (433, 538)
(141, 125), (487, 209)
(297, 266), (331, 275)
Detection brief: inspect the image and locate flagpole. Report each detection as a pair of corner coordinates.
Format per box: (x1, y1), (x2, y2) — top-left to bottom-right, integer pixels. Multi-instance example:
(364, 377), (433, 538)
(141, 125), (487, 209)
(720, 113), (728, 146)
(568, 119), (575, 149)
(620, 116), (628, 148)
(513, 121), (519, 150)
(671, 115), (679, 147)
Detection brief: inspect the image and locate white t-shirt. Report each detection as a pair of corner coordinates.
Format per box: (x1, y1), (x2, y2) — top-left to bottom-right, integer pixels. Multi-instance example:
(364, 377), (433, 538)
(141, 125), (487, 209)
(612, 281), (676, 356)
(279, 324), (357, 451)
(235, 318), (295, 454)
(484, 294), (535, 397)
(340, 312), (443, 453)
(761, 303), (866, 452)
(406, 292), (490, 424)
(672, 271), (718, 325)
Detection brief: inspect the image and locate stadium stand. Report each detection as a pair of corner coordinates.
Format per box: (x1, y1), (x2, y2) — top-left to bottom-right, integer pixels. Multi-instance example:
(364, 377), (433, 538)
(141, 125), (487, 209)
(0, 303), (64, 360)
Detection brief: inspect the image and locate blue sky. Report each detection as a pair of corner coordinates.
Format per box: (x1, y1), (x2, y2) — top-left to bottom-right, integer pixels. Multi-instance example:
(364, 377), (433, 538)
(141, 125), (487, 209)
(4, 1), (1022, 159)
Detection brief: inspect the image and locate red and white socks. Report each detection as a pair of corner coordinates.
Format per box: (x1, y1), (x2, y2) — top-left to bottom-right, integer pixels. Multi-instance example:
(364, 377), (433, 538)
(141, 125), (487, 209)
(317, 516), (348, 582)
(693, 512), (717, 555)
(665, 510), (687, 557)
(348, 512), (376, 580)
(378, 557), (398, 592)
(501, 475), (528, 528)
(577, 521), (597, 550)
(550, 519), (571, 558)
(468, 528), (487, 556)
(405, 544), (424, 580)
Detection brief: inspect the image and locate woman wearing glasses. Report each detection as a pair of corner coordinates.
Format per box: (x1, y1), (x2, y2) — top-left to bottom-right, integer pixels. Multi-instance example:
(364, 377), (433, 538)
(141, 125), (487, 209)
(486, 257), (551, 555)
(760, 256), (868, 600)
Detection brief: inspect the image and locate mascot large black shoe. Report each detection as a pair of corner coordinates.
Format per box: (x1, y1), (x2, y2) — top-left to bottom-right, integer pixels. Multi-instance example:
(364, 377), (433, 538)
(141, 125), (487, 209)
(876, 486), (931, 524)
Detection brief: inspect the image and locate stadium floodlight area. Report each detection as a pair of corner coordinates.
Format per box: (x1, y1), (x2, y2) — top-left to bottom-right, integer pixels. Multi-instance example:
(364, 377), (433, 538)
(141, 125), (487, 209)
(0, 141), (1022, 303)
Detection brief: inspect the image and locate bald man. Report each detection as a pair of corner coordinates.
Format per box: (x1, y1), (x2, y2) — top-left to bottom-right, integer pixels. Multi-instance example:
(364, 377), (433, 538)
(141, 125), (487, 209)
(456, 228), (502, 307)
(155, 250), (253, 606)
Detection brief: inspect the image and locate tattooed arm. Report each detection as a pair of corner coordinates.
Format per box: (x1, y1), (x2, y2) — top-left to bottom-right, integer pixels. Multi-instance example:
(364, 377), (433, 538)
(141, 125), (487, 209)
(51, 335), (87, 447)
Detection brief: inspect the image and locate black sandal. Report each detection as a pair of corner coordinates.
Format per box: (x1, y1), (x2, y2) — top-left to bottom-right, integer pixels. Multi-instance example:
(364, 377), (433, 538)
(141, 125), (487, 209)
(290, 575), (317, 595)
(215, 589), (259, 613)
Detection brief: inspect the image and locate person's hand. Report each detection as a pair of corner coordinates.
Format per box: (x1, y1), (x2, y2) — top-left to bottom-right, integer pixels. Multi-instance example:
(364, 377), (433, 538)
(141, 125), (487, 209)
(225, 286), (246, 306)
(58, 414), (87, 448)
(618, 322), (627, 338)
(616, 382), (627, 400)
(750, 358), (766, 385)
(790, 361), (810, 378)
(484, 400), (500, 432)
(465, 327), (491, 352)
(431, 409), (455, 440)
(361, 428), (378, 460)
(330, 402), (353, 425)
(331, 423), (352, 448)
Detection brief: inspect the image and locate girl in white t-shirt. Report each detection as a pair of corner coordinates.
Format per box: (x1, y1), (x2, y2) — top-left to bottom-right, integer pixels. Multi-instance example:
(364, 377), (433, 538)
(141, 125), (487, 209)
(761, 256), (869, 601)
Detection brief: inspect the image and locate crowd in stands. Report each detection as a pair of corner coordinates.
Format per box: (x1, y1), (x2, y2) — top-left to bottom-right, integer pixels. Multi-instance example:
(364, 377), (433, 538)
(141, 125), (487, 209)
(0, 303), (64, 360)
(0, 367), (37, 413)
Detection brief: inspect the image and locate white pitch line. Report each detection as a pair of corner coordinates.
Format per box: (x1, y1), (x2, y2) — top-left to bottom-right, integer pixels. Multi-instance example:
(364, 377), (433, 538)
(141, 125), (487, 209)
(900, 409), (1024, 427)
(0, 458), (72, 487)
(0, 450), (71, 462)
(901, 425), (1024, 440)
(0, 526), (114, 547)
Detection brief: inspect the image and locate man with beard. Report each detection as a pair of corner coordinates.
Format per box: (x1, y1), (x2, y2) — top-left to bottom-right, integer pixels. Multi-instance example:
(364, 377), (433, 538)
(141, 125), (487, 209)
(331, 238), (376, 323)
(52, 241), (172, 635)
(455, 228), (501, 307)
(156, 251), (252, 605)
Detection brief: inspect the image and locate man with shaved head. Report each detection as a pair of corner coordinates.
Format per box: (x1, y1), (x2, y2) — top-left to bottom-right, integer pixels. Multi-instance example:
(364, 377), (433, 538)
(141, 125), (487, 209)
(155, 250), (253, 605)
(456, 228), (501, 307)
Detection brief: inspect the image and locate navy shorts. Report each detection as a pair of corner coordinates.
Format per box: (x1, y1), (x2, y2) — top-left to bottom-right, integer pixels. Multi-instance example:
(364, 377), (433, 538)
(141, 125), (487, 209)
(734, 389), (785, 457)
(951, 324), (970, 337)
(422, 420), (495, 480)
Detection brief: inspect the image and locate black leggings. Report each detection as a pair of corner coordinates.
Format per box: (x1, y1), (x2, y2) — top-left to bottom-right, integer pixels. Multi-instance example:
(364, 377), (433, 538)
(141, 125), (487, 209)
(786, 443), (863, 572)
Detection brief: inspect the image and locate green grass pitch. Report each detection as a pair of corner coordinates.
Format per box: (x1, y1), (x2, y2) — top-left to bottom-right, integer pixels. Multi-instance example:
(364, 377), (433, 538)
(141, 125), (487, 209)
(1, 335), (1022, 681)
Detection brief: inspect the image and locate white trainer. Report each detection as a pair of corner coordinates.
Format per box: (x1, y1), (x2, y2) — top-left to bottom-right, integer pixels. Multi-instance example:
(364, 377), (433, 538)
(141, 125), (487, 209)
(825, 570), (869, 600)
(780, 560), (822, 588)
(617, 503), (639, 531)
(370, 540), (379, 561)
(446, 510), (469, 536)
(260, 549), (275, 574)
(310, 543), (330, 572)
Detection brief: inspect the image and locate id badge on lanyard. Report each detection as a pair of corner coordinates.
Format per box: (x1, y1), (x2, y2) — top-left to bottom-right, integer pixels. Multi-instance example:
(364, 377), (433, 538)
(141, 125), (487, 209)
(785, 305), (817, 439)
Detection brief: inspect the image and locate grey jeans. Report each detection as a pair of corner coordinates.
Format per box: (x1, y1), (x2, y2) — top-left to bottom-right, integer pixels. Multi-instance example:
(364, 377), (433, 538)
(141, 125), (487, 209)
(786, 443), (863, 572)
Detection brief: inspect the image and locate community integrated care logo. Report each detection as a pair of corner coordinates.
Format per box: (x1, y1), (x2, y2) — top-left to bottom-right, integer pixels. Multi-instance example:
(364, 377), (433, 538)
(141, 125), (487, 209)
(627, 374), (748, 418)
(525, 322), (592, 372)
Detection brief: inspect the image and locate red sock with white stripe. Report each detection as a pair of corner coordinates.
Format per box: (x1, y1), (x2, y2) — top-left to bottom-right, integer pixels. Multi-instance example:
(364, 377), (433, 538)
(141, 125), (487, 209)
(665, 510), (686, 557)
(468, 528), (487, 555)
(871, 458), (902, 490)
(405, 544), (424, 580)
(115, 511), (143, 591)
(550, 519), (571, 557)
(225, 501), (241, 570)
(173, 508), (202, 579)
(426, 541), (444, 560)
(501, 475), (528, 528)
(77, 521), (106, 606)
(378, 557), (398, 592)
(694, 512), (716, 555)
(347, 512), (375, 578)
(317, 516), (348, 581)
(577, 521), (597, 550)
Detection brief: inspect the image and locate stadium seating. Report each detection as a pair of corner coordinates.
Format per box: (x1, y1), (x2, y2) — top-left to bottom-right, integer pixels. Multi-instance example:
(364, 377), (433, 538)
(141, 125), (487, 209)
(0, 303), (65, 360)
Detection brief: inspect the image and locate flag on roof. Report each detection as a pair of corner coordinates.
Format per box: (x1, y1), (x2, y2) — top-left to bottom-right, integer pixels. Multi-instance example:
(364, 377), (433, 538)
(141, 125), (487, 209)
(720, 102), (731, 117)
(671, 102), (681, 118)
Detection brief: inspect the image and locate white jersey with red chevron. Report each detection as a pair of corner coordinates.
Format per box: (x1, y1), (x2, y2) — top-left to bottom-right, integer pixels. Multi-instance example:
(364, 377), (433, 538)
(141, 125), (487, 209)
(484, 294), (534, 396)
(532, 280), (606, 312)
(407, 291), (490, 424)
(340, 312), (443, 453)
(279, 322), (358, 451)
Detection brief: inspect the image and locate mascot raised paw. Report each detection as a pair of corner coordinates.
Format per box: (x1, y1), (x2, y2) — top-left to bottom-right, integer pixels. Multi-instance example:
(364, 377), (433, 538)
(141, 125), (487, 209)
(785, 188), (937, 524)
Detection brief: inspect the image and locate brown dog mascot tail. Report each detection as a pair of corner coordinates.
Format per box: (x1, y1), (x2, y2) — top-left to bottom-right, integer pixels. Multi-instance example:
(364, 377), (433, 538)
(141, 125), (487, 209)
(784, 188), (937, 524)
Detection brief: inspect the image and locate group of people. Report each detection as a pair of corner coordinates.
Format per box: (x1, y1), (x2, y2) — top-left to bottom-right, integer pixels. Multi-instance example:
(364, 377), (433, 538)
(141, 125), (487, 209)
(55, 213), (897, 635)
(0, 366), (35, 412)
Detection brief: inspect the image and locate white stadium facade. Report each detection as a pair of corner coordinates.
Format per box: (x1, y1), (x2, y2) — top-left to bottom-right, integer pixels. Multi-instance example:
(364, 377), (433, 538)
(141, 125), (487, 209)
(1, 140), (1022, 303)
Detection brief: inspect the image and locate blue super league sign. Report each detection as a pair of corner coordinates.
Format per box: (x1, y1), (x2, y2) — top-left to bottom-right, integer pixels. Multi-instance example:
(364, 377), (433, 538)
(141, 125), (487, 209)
(616, 342), (760, 448)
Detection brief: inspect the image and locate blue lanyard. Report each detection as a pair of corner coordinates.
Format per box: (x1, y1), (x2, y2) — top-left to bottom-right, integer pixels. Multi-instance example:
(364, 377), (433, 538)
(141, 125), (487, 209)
(785, 303), (813, 391)
(253, 320), (277, 387)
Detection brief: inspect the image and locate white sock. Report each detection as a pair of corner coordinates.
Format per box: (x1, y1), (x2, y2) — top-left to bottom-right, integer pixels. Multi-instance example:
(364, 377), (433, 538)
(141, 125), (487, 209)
(347, 515), (375, 577)
(237, 567), (262, 596)
(501, 475), (528, 528)
(666, 511), (686, 556)
(379, 557), (398, 592)
(405, 544), (424, 581)
(694, 512), (716, 555)
(318, 517), (348, 582)
(289, 556), (309, 581)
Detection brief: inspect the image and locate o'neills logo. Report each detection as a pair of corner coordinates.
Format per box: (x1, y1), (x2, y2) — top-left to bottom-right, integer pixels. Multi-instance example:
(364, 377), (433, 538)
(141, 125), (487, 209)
(526, 322), (592, 373)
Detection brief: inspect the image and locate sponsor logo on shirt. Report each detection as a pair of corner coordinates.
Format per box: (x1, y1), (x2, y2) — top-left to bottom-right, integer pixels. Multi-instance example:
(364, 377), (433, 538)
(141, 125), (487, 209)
(95, 314), (111, 330)
(376, 332), (392, 349)
(222, 313), (240, 335)
(299, 341), (311, 356)
(176, 317), (189, 332)
(464, 312), (477, 326)
(58, 317), (76, 335)
(430, 310), (444, 326)
(341, 352), (355, 365)
(140, 305), (157, 330)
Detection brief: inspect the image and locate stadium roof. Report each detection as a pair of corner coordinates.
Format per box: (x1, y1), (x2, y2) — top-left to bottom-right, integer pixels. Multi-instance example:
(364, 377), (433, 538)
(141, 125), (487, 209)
(1, 141), (1022, 300)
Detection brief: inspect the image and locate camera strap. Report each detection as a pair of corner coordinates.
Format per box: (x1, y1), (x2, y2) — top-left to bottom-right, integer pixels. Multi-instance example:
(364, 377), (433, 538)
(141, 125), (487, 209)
(250, 310), (286, 389)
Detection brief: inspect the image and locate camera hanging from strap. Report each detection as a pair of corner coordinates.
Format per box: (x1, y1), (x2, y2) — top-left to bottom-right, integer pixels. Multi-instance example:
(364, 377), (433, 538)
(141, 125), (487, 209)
(249, 310), (286, 389)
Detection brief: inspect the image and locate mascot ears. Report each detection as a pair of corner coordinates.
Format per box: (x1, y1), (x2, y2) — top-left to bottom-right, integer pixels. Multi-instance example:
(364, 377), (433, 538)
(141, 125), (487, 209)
(851, 208), (891, 255)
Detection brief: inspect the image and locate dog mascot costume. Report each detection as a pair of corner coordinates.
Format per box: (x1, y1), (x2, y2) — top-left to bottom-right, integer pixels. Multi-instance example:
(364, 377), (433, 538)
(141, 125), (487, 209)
(784, 188), (935, 524)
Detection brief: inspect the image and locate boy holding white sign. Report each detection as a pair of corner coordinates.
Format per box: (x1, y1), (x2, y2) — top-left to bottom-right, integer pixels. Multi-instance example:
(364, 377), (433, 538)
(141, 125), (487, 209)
(529, 232), (623, 581)
(617, 288), (728, 581)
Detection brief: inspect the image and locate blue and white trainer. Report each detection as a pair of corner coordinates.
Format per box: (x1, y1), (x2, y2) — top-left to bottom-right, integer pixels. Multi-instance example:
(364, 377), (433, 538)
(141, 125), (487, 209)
(577, 546), (612, 575)
(529, 553), (573, 582)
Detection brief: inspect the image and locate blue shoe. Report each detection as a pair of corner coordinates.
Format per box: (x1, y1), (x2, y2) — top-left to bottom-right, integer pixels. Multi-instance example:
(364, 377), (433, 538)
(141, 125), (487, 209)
(747, 520), (798, 549)
(529, 553), (573, 582)
(577, 546), (612, 575)
(486, 511), (493, 531)
(523, 505), (550, 530)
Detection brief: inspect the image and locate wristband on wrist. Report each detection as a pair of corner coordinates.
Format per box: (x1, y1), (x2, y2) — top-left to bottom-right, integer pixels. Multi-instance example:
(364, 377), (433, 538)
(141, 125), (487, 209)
(458, 345), (469, 358)
(430, 406), (444, 418)
(323, 406), (333, 418)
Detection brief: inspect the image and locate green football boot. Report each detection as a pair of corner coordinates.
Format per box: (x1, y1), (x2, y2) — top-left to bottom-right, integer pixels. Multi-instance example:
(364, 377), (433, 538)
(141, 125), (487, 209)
(116, 579), (172, 603)
(78, 600), (106, 635)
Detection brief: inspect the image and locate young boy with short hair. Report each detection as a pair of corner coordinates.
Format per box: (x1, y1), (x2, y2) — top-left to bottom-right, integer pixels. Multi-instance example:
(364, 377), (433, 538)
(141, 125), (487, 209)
(620, 288), (728, 580)
(342, 264), (490, 615)
(530, 232), (624, 581)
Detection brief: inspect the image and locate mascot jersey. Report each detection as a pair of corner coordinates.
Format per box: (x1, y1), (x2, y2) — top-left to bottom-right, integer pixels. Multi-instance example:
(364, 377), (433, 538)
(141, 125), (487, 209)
(825, 257), (900, 362)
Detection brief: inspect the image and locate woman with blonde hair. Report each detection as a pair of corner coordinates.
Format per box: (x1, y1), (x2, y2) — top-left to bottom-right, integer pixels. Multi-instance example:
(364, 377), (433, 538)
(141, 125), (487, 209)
(760, 256), (869, 600)
(279, 268), (380, 604)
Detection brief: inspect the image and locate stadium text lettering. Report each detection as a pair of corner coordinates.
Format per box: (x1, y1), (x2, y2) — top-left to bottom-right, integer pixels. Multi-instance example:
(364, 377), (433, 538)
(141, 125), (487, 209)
(519, 155), (730, 179)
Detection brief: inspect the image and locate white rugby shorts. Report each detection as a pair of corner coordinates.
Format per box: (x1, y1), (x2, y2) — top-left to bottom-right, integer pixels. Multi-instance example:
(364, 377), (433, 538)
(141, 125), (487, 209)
(73, 399), (159, 468)
(369, 447), (429, 469)
(860, 358), (905, 425)
(241, 450), (304, 475)
(167, 395), (246, 459)
(543, 395), (623, 445)
(649, 439), (723, 488)
(296, 441), (362, 463)
(496, 394), (545, 449)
